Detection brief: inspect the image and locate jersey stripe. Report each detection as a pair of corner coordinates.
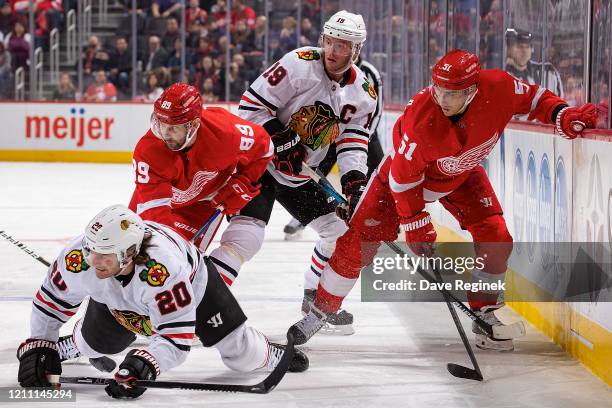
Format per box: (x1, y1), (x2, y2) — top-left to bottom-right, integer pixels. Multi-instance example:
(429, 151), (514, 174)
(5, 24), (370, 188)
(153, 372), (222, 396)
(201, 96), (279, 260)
(162, 333), (195, 339)
(240, 95), (262, 106)
(136, 198), (171, 215)
(209, 256), (238, 278)
(156, 321), (196, 330)
(160, 335), (191, 351)
(337, 146), (368, 155)
(341, 128), (370, 138)
(246, 87), (278, 111)
(35, 291), (76, 316)
(238, 105), (260, 111)
(40, 286), (80, 309)
(336, 138), (369, 147)
(33, 303), (67, 322)
(389, 173), (424, 193)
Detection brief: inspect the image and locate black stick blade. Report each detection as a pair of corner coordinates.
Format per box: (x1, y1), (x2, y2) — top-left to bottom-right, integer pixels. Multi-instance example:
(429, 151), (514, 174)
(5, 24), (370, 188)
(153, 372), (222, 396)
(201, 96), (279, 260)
(447, 363), (483, 381)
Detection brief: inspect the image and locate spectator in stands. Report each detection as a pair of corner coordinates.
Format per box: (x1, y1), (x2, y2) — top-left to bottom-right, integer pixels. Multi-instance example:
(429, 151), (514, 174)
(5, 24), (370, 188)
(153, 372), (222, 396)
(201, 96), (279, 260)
(51, 72), (76, 101)
(0, 1), (14, 36)
(231, 0), (255, 31)
(108, 36), (132, 95)
(143, 34), (168, 72)
(193, 54), (219, 93)
(279, 16), (297, 52)
(151, 0), (182, 18)
(167, 36), (194, 83)
(194, 37), (214, 59)
(201, 77), (218, 102)
(252, 15), (266, 53)
(210, 0), (229, 32)
(232, 20), (253, 53)
(84, 69), (117, 101)
(5, 21), (30, 71)
(505, 28), (564, 98)
(268, 36), (283, 62)
(80, 35), (109, 76)
(0, 41), (12, 97)
(137, 70), (164, 102)
(161, 16), (180, 52)
(299, 18), (317, 46)
(186, 0), (207, 36)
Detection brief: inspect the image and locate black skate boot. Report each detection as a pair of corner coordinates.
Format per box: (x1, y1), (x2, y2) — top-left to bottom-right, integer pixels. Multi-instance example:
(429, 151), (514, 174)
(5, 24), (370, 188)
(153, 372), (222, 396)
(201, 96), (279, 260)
(57, 335), (117, 372)
(301, 289), (354, 336)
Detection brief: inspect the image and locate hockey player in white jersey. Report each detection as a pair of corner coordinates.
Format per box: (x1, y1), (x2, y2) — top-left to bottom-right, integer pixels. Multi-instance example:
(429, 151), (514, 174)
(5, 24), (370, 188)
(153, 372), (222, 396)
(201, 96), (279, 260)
(283, 54), (384, 240)
(206, 10), (377, 336)
(16, 205), (307, 399)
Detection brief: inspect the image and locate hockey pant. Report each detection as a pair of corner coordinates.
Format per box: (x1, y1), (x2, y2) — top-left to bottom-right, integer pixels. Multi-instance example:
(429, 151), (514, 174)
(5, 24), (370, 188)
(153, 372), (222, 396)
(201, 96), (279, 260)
(209, 170), (347, 287)
(71, 259), (272, 373)
(314, 165), (513, 313)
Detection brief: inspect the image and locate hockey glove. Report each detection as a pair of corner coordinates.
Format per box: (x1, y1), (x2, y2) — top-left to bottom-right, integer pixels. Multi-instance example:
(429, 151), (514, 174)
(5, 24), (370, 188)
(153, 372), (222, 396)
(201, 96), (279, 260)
(401, 211), (437, 257)
(16, 339), (62, 387)
(105, 349), (159, 399)
(336, 170), (367, 223)
(212, 174), (260, 215)
(271, 128), (306, 175)
(555, 103), (597, 139)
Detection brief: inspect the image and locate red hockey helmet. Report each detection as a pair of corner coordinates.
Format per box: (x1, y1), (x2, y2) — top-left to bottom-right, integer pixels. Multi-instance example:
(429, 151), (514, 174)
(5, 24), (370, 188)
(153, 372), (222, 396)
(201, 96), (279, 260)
(153, 82), (202, 124)
(151, 83), (202, 151)
(431, 49), (480, 90)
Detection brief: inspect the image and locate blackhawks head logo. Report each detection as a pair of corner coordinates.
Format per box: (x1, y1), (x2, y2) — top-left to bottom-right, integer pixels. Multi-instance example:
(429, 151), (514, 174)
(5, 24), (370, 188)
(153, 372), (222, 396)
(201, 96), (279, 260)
(362, 79), (377, 100)
(289, 101), (340, 150)
(111, 309), (153, 336)
(139, 260), (169, 287)
(65, 249), (88, 273)
(296, 50), (320, 61)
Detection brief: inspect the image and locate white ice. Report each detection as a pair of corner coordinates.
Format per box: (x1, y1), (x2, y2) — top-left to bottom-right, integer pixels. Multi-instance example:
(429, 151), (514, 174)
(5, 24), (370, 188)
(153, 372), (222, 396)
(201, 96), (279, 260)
(0, 162), (610, 408)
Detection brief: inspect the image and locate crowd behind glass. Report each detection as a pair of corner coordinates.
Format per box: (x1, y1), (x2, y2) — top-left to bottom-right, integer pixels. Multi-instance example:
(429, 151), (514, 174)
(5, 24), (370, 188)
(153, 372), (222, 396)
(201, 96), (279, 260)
(0, 0), (609, 128)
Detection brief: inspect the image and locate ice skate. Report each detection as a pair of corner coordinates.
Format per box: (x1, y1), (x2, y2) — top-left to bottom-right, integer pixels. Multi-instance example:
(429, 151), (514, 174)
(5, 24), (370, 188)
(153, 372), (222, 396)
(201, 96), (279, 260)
(301, 289), (355, 337)
(283, 218), (305, 240)
(472, 306), (514, 351)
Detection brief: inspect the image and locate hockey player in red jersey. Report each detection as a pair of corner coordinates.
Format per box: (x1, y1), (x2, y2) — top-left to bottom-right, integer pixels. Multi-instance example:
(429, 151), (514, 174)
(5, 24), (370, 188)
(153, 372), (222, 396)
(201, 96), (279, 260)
(128, 83), (273, 279)
(289, 49), (598, 349)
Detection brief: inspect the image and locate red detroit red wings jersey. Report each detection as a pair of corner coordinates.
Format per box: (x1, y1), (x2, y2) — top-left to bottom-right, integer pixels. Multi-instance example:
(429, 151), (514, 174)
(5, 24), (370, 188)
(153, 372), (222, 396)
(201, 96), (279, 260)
(380, 69), (566, 218)
(129, 107), (273, 228)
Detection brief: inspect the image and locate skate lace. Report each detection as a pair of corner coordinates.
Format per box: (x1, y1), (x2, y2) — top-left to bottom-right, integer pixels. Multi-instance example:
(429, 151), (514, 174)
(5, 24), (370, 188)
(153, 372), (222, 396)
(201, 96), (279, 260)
(266, 343), (285, 370)
(296, 312), (326, 338)
(57, 336), (81, 360)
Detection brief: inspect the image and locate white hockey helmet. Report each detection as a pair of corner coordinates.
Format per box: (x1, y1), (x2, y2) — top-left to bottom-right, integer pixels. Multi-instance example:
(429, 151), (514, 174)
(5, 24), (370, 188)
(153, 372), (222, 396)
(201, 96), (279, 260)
(83, 205), (146, 268)
(321, 10), (367, 62)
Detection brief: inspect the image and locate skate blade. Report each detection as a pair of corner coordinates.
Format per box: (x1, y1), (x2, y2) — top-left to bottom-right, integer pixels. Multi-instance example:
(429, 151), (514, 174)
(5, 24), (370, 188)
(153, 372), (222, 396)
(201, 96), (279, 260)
(319, 323), (355, 336)
(475, 335), (514, 352)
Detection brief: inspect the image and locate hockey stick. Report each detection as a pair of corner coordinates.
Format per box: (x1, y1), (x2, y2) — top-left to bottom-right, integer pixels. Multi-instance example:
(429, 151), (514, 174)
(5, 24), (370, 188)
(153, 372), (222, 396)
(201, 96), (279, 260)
(302, 165), (525, 340)
(190, 209), (222, 243)
(0, 229), (51, 266)
(60, 333), (296, 393)
(432, 267), (483, 381)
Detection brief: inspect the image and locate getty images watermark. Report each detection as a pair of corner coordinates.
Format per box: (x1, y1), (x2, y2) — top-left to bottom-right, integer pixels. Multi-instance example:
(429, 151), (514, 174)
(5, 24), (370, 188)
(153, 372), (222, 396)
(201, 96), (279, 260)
(369, 253), (503, 293)
(361, 242), (612, 303)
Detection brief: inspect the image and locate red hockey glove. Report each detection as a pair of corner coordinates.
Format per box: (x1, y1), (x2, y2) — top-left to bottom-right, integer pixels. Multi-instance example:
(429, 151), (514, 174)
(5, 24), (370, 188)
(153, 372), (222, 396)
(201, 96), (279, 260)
(212, 174), (260, 215)
(555, 103), (597, 139)
(336, 170), (367, 224)
(401, 211), (437, 257)
(271, 128), (306, 175)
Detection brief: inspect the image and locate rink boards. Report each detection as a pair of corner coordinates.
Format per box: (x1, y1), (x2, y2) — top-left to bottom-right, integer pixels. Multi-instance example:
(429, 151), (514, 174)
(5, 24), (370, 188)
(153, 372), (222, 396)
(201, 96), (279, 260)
(0, 101), (610, 386)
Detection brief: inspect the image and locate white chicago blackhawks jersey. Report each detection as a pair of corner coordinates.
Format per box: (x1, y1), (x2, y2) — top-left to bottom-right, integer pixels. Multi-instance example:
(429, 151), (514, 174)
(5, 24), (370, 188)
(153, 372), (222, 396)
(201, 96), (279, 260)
(29, 221), (207, 374)
(239, 46), (378, 186)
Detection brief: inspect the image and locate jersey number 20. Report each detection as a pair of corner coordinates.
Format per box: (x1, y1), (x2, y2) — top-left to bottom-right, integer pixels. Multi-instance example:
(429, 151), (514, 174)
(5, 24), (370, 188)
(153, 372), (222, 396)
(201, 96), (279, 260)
(156, 281), (192, 315)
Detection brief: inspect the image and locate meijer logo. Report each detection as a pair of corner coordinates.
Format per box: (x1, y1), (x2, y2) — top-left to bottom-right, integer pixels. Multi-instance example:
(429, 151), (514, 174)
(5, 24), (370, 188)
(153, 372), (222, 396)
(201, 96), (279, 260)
(26, 107), (115, 147)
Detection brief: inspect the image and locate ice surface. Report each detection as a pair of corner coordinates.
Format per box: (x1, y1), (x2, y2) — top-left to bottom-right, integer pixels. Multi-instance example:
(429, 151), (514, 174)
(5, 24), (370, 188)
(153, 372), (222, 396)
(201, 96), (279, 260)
(1, 162), (610, 408)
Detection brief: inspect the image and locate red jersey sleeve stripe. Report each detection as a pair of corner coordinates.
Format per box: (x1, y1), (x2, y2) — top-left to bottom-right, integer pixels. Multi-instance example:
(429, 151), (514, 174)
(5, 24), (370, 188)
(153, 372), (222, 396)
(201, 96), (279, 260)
(161, 333), (195, 340)
(35, 291), (76, 316)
